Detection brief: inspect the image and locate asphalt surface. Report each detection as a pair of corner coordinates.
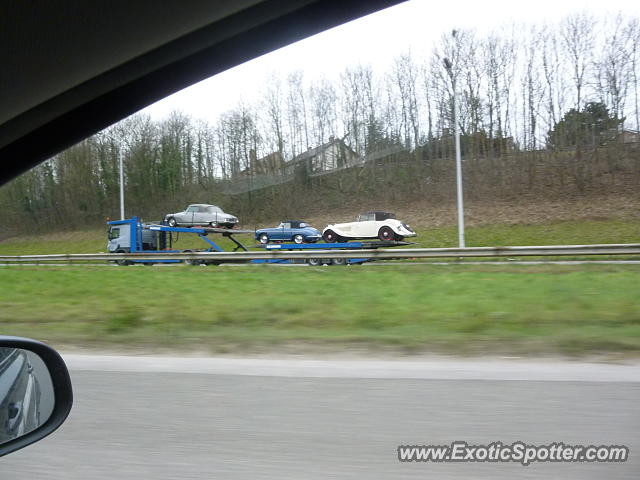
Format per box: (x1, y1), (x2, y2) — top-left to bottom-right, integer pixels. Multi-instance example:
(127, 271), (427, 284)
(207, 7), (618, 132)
(1, 356), (638, 479)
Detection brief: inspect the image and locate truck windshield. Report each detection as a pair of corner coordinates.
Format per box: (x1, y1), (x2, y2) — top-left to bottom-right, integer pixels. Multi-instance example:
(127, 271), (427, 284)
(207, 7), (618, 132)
(108, 227), (120, 240)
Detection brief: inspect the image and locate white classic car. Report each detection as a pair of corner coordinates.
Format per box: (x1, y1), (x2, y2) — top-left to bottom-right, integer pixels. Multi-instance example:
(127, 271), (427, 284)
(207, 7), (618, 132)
(322, 212), (416, 242)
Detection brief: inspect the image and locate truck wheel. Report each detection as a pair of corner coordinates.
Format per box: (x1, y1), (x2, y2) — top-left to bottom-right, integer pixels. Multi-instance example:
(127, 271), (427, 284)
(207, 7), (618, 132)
(378, 226), (395, 241)
(115, 249), (131, 266)
(307, 258), (321, 266)
(184, 250), (203, 265)
(167, 217), (177, 227)
(293, 234), (304, 244)
(332, 258), (347, 266)
(323, 230), (338, 242)
(259, 233), (270, 244)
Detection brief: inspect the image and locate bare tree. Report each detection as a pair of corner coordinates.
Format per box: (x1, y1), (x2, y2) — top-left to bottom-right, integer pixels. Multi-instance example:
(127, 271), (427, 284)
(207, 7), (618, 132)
(420, 58), (437, 151)
(540, 23), (568, 136)
(309, 77), (338, 152)
(481, 32), (514, 148)
(341, 64), (376, 155)
(262, 73), (286, 156)
(521, 25), (546, 150)
(627, 18), (640, 131)
(458, 30), (484, 156)
(595, 14), (633, 123)
(561, 12), (596, 111)
(392, 53), (421, 149)
(286, 71), (309, 158)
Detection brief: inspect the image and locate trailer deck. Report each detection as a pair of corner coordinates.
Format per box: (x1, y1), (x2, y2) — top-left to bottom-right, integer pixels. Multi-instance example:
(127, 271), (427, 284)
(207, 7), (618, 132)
(146, 224), (253, 252)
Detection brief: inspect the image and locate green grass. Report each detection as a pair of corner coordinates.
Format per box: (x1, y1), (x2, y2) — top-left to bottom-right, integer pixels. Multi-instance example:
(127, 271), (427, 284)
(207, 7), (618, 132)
(411, 219), (639, 248)
(0, 219), (638, 256)
(1, 264), (639, 356)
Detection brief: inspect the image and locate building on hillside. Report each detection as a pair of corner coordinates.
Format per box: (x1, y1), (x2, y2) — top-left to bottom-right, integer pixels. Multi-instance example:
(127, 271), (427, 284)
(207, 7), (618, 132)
(284, 137), (360, 177)
(618, 129), (640, 144)
(237, 149), (285, 177)
(224, 138), (359, 194)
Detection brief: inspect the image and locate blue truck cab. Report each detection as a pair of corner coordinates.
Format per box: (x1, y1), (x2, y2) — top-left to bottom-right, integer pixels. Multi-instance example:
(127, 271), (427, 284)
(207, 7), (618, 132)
(106, 217), (249, 265)
(107, 218), (161, 253)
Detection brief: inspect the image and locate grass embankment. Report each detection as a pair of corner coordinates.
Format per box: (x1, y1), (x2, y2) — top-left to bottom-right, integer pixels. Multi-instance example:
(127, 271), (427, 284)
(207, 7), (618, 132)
(1, 264), (639, 356)
(0, 219), (638, 256)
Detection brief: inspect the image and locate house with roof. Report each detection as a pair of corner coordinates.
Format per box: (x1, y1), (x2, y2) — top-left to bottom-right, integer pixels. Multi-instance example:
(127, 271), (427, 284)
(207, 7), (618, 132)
(284, 137), (360, 177)
(237, 149), (285, 177)
(618, 129), (640, 144)
(224, 137), (360, 194)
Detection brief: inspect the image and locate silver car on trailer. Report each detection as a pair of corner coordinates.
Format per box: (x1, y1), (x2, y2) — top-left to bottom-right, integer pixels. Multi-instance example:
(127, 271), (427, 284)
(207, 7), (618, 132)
(165, 204), (239, 228)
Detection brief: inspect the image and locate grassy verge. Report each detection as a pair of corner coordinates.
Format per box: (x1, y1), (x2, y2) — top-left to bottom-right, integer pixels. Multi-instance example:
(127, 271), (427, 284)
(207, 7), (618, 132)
(1, 264), (639, 356)
(411, 219), (639, 248)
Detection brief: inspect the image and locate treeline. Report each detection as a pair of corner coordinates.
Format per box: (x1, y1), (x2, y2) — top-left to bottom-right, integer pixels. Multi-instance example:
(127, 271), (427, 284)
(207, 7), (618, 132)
(1, 12), (639, 236)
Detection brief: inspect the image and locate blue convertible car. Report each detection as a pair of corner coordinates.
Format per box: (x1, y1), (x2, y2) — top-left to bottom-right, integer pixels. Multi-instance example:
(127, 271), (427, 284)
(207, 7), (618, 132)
(256, 220), (322, 244)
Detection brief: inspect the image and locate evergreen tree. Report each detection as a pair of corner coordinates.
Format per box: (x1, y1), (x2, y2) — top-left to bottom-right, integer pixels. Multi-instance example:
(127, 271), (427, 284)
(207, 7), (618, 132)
(546, 102), (623, 149)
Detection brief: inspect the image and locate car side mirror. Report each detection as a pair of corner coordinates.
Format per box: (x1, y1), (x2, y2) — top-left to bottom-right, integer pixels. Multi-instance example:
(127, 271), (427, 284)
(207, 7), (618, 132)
(0, 336), (73, 457)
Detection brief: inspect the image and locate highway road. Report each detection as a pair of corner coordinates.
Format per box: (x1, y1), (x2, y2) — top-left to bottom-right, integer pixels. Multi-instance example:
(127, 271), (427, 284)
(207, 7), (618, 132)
(1, 356), (638, 479)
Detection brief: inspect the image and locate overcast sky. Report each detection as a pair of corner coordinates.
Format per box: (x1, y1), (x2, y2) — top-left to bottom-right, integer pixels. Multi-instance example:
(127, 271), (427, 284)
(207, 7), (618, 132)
(142, 0), (640, 124)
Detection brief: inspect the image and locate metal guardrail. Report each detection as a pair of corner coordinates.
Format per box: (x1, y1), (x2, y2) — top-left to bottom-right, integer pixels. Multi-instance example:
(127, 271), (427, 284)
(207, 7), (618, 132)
(1, 243), (640, 263)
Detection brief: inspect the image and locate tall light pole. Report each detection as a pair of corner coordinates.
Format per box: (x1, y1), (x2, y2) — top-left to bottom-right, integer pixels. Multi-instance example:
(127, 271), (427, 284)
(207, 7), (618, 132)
(443, 54), (466, 248)
(119, 153), (125, 220)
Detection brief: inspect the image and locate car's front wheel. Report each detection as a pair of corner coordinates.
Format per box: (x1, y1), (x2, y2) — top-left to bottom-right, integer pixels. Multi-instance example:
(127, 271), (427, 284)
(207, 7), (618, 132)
(378, 226), (395, 241)
(323, 230), (338, 242)
(293, 234), (304, 244)
(259, 233), (270, 244)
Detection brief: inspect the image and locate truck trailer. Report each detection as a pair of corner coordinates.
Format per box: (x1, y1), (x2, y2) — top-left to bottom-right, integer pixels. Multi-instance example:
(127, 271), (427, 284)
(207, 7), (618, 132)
(107, 217), (411, 266)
